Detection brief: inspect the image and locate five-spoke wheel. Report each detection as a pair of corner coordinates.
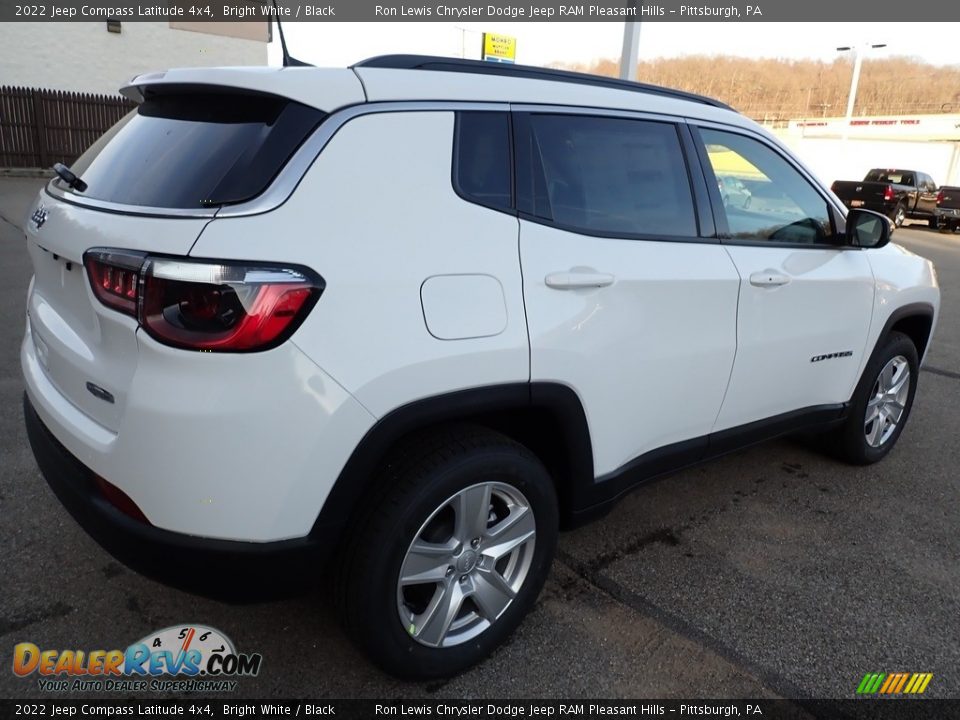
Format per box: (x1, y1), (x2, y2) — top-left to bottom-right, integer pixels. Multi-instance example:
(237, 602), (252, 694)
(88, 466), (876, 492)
(339, 426), (558, 680)
(397, 482), (536, 648)
(864, 356), (910, 448)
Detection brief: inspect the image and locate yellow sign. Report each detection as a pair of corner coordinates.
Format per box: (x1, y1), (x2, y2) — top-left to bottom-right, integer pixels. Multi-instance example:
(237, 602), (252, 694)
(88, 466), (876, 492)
(482, 33), (516, 64)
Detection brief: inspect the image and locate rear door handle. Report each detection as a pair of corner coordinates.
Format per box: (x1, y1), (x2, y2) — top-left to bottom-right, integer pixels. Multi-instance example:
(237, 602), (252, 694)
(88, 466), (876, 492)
(749, 271), (791, 288)
(545, 271), (615, 290)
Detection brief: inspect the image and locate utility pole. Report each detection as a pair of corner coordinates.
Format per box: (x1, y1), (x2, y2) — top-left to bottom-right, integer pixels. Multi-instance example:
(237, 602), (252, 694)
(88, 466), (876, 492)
(837, 42), (886, 139)
(619, 20), (642, 81)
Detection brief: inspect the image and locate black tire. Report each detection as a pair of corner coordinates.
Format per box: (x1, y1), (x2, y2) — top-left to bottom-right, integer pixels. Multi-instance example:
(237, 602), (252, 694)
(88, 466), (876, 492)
(829, 331), (919, 465)
(891, 202), (906, 228)
(929, 216), (939, 230)
(338, 425), (558, 680)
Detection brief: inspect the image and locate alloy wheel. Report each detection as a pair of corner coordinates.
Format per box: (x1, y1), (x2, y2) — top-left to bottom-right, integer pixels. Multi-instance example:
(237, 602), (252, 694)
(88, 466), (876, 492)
(864, 355), (910, 448)
(396, 482), (536, 648)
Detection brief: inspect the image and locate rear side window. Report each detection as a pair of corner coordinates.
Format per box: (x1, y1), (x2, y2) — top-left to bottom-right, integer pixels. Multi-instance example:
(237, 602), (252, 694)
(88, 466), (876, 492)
(62, 87), (325, 209)
(521, 114), (698, 238)
(453, 112), (512, 212)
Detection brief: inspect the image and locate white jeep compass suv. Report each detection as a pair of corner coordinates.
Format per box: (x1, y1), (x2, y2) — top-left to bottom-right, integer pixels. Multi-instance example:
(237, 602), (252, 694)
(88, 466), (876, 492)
(21, 56), (940, 680)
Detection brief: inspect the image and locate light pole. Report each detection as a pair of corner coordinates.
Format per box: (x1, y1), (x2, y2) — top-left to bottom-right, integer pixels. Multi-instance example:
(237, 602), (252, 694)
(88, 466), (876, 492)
(619, 19), (642, 81)
(837, 43), (886, 138)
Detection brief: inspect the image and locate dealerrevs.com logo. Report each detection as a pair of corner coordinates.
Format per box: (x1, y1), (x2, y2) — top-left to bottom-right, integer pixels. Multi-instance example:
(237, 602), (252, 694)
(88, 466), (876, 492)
(13, 625), (262, 693)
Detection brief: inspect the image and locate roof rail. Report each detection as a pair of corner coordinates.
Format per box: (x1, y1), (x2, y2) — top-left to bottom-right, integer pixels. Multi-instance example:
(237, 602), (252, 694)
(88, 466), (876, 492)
(352, 55), (733, 111)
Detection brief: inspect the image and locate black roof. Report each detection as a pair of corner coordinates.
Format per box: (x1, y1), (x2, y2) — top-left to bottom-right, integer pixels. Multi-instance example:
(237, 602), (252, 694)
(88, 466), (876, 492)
(353, 55), (733, 111)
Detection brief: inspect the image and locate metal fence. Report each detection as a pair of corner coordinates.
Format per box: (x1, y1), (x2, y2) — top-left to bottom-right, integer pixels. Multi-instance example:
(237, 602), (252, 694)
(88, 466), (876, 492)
(0, 86), (134, 169)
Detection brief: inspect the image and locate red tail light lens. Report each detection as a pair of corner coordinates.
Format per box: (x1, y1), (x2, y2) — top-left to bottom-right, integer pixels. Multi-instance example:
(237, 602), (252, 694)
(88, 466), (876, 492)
(141, 259), (321, 351)
(883, 185), (894, 202)
(936, 191), (944, 205)
(83, 250), (146, 317)
(83, 250), (323, 352)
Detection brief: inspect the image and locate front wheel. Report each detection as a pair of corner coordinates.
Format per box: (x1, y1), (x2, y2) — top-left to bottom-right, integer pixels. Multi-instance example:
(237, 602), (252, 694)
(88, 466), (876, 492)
(338, 427), (558, 680)
(829, 331), (919, 465)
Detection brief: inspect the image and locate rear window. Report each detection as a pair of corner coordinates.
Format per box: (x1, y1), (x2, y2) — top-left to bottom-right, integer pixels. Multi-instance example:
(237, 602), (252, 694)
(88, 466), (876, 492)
(62, 87), (325, 209)
(864, 170), (914, 185)
(453, 112), (513, 212)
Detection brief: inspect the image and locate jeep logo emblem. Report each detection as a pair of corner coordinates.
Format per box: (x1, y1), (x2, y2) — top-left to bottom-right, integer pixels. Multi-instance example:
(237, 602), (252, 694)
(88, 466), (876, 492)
(31, 205), (48, 229)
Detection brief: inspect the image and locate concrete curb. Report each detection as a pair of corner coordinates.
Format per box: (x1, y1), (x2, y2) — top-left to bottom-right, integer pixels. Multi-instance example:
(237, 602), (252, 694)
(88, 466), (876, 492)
(0, 168), (54, 178)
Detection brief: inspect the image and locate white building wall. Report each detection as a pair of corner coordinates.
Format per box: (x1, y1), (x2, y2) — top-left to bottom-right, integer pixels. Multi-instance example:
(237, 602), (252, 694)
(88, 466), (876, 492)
(776, 135), (960, 188)
(0, 22), (267, 96)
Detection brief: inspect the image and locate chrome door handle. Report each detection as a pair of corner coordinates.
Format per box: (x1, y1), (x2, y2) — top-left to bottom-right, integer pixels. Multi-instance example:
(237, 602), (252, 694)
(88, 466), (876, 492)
(544, 271), (615, 290)
(749, 271), (791, 288)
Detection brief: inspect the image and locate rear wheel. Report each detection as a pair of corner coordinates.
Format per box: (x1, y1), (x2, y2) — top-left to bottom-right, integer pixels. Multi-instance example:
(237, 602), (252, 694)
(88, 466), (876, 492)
(891, 203), (906, 228)
(829, 332), (918, 464)
(338, 426), (558, 680)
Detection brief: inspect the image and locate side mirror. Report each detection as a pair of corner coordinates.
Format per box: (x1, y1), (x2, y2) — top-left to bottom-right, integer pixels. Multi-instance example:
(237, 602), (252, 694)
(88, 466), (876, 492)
(846, 208), (891, 249)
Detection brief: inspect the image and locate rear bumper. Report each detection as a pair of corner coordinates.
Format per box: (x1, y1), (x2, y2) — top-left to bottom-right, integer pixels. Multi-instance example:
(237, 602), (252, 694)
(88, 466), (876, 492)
(24, 393), (330, 600)
(21, 308), (375, 542)
(843, 200), (895, 216)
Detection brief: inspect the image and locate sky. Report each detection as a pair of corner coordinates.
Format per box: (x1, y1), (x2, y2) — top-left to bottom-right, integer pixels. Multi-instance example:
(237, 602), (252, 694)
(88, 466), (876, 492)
(267, 22), (960, 69)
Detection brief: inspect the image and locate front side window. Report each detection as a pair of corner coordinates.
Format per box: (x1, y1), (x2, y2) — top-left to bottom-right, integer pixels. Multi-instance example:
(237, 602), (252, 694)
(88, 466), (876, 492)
(523, 114), (698, 238)
(699, 128), (833, 245)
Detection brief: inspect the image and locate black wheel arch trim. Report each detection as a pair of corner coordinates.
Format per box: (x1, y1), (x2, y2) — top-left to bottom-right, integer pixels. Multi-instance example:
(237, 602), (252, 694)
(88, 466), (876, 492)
(309, 382), (595, 537)
(866, 301), (936, 369)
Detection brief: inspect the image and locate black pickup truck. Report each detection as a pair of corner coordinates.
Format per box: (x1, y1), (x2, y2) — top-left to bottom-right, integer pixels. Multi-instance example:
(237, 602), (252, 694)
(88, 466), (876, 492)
(831, 169), (939, 229)
(936, 186), (960, 233)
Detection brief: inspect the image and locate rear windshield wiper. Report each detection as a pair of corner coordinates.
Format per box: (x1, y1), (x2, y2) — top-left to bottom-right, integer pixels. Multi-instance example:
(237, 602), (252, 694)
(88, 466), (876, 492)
(53, 162), (88, 193)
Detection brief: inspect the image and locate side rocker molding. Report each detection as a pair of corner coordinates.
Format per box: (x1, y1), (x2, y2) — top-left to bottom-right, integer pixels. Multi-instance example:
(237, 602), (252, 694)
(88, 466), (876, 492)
(574, 403), (850, 526)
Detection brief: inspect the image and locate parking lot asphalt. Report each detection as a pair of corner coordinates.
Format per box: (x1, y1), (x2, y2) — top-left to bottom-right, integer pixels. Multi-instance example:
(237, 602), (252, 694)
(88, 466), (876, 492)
(1, 177), (958, 703)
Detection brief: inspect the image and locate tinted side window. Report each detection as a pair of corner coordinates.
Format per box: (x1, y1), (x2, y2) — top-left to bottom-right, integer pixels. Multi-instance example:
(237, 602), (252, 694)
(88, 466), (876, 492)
(524, 114), (697, 238)
(454, 112), (512, 212)
(699, 128), (832, 245)
(63, 88), (325, 209)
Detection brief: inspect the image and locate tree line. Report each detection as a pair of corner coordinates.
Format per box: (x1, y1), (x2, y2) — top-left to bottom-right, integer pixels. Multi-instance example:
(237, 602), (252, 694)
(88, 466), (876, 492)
(560, 56), (960, 122)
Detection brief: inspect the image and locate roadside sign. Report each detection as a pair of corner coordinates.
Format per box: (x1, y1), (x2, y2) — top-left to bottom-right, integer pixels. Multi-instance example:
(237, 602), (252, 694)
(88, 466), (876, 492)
(482, 33), (517, 64)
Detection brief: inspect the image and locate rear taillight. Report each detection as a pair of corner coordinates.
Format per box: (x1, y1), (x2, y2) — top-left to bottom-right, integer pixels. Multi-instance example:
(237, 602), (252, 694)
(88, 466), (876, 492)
(936, 191), (944, 205)
(84, 250), (146, 317)
(883, 185), (894, 202)
(83, 249), (323, 352)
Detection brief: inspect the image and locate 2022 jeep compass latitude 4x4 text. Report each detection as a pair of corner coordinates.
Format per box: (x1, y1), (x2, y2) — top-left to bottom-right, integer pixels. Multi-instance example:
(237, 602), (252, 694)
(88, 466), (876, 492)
(21, 56), (939, 679)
